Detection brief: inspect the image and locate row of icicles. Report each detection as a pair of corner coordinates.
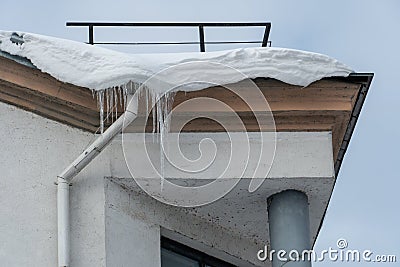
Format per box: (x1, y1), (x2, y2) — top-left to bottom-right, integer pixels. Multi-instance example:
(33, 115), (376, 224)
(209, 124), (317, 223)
(94, 82), (176, 181)
(94, 81), (176, 137)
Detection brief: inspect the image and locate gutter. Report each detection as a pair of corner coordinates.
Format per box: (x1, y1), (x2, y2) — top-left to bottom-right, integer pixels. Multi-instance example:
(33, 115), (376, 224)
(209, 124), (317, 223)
(56, 95), (138, 267)
(313, 72), (374, 248)
(334, 73), (374, 176)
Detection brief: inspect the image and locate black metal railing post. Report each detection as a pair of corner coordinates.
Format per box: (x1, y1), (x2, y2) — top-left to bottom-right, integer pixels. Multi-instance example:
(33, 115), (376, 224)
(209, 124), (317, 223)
(261, 23), (271, 47)
(198, 25), (205, 52)
(88, 25), (94, 45)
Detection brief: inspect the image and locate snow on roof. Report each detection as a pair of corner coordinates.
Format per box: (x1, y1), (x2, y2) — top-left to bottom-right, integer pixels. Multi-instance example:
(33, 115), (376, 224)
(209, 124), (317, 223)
(0, 31), (353, 92)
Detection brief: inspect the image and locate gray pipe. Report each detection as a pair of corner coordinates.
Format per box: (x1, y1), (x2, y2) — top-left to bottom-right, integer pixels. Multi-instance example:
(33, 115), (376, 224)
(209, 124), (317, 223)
(268, 190), (311, 267)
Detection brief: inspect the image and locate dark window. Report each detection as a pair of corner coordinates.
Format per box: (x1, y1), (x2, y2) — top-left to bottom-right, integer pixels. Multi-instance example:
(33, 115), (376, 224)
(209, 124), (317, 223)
(161, 237), (236, 267)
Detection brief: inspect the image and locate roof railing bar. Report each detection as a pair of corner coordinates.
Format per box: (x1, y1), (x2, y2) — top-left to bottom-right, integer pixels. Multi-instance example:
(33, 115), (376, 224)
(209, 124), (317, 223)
(66, 22), (270, 27)
(66, 21), (272, 51)
(89, 41), (271, 45)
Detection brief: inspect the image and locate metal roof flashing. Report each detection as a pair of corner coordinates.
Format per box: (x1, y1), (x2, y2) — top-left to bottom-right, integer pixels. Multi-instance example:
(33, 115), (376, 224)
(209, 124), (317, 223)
(0, 50), (35, 69)
(334, 72), (374, 177)
(313, 72), (373, 249)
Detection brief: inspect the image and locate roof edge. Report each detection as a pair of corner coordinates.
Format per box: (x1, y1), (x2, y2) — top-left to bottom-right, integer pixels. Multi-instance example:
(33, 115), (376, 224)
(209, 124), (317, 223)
(334, 72), (374, 176)
(313, 72), (374, 248)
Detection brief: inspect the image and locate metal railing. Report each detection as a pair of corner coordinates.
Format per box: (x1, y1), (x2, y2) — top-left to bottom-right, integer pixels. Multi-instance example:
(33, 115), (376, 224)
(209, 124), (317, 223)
(66, 21), (271, 52)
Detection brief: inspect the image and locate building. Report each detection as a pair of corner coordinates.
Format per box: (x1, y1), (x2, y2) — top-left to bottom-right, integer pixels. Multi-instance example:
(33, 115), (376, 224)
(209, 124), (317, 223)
(0, 30), (373, 266)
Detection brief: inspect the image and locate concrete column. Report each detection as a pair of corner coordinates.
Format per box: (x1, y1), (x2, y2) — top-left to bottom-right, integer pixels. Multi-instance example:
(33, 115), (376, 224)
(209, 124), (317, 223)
(267, 190), (311, 267)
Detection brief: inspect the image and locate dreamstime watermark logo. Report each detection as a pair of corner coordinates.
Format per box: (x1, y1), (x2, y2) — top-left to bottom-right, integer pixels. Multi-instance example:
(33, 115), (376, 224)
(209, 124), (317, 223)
(257, 238), (397, 263)
(121, 61), (276, 207)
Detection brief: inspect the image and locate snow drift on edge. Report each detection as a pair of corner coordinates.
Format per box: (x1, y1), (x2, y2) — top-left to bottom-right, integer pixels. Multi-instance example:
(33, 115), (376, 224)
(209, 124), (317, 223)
(0, 31), (353, 91)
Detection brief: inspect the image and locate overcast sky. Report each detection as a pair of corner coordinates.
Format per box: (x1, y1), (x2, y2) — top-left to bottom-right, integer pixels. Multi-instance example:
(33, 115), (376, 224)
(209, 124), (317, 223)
(1, 0), (399, 265)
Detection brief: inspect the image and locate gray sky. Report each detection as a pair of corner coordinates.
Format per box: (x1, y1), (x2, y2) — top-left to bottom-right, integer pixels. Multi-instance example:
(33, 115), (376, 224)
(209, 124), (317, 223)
(1, 0), (399, 265)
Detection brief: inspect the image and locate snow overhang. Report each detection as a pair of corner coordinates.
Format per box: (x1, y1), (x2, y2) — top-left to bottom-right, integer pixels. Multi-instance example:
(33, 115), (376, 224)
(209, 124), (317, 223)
(0, 31), (353, 90)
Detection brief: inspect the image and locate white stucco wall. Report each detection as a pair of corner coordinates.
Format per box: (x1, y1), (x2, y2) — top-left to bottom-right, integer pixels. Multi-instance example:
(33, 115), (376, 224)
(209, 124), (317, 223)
(0, 102), (335, 267)
(0, 102), (108, 266)
(105, 179), (161, 267)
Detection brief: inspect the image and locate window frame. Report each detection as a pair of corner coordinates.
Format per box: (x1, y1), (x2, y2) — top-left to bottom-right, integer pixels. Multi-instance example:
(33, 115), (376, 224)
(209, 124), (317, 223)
(161, 237), (236, 267)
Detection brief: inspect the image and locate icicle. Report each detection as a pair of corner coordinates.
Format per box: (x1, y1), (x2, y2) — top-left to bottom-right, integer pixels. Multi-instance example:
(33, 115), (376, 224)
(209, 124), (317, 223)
(106, 89), (111, 123)
(152, 90), (157, 138)
(149, 91), (176, 190)
(118, 86), (123, 111)
(145, 88), (149, 117)
(97, 90), (105, 133)
(108, 88), (112, 122)
(110, 88), (114, 122)
(124, 85), (128, 109)
(114, 87), (118, 120)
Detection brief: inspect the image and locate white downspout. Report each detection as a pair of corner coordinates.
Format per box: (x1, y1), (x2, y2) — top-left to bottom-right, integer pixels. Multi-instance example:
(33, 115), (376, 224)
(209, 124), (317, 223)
(57, 177), (70, 267)
(57, 95), (138, 267)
